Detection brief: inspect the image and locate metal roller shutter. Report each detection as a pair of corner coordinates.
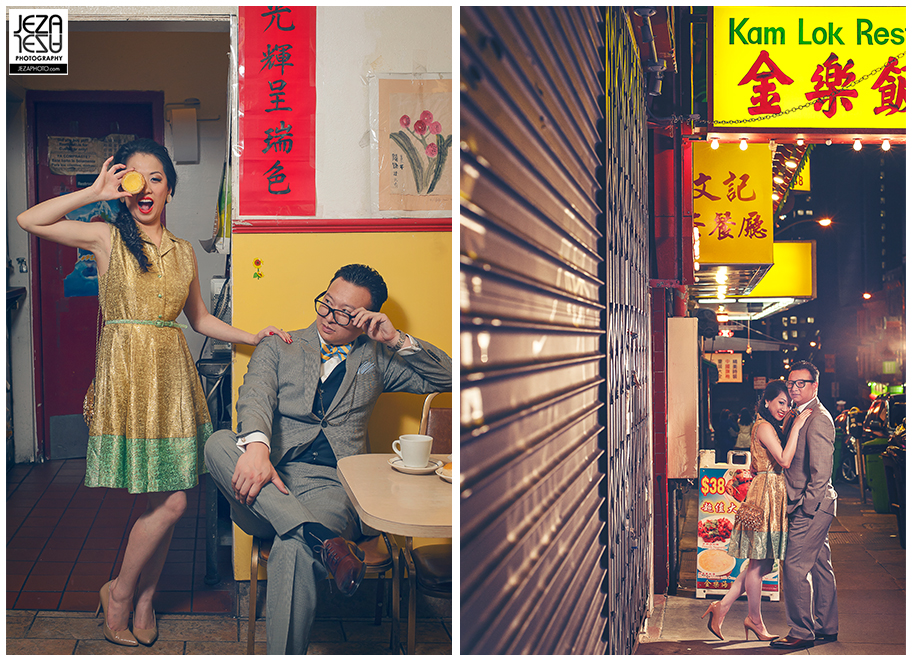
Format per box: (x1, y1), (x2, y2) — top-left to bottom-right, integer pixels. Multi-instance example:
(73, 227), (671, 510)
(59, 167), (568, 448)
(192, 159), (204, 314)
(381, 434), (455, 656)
(460, 7), (651, 655)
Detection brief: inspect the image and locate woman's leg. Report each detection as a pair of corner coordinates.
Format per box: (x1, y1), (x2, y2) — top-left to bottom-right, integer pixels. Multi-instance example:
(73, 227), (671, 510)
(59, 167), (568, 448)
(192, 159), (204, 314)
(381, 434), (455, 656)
(745, 559), (775, 630)
(717, 564), (747, 618)
(105, 491), (188, 631)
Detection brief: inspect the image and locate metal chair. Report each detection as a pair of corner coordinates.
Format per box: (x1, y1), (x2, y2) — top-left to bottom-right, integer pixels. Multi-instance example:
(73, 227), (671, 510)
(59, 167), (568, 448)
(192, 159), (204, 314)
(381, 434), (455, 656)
(247, 533), (395, 654)
(401, 392), (452, 654)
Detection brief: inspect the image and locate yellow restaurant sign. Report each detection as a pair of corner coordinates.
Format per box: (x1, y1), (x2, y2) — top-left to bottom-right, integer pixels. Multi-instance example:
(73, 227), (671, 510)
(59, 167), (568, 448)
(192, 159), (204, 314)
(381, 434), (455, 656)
(693, 142), (773, 266)
(793, 155), (810, 191)
(711, 6), (906, 130)
(736, 240), (816, 299)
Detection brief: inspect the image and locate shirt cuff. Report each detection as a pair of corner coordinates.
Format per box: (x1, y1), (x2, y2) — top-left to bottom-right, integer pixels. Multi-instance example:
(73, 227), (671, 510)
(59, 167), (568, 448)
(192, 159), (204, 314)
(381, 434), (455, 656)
(398, 333), (420, 355)
(237, 431), (270, 452)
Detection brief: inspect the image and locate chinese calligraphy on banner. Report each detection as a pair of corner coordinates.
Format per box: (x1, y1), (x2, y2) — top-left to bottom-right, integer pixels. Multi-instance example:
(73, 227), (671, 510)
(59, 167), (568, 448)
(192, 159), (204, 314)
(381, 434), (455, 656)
(711, 6), (905, 130)
(238, 6), (316, 217)
(706, 352), (743, 383)
(693, 142), (773, 267)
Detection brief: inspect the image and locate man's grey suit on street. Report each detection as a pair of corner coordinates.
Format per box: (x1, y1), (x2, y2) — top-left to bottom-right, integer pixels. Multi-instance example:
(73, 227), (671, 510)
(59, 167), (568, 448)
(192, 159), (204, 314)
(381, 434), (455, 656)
(204, 321), (452, 654)
(782, 396), (839, 641)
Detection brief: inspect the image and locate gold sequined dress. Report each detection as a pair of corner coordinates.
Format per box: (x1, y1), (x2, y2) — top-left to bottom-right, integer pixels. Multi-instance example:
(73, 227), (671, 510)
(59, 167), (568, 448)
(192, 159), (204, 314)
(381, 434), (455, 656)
(727, 417), (788, 559)
(85, 225), (212, 493)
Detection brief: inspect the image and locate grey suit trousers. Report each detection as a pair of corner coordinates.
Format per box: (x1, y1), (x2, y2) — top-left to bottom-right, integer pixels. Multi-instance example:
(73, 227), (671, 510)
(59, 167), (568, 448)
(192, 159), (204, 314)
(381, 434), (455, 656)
(204, 430), (361, 655)
(783, 507), (839, 640)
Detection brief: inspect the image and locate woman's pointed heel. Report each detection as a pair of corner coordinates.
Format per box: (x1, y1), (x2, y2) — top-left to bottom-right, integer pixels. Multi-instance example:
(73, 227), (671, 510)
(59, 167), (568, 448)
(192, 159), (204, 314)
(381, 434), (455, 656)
(700, 600), (725, 640)
(743, 617), (777, 641)
(97, 580), (138, 647)
(133, 609), (158, 646)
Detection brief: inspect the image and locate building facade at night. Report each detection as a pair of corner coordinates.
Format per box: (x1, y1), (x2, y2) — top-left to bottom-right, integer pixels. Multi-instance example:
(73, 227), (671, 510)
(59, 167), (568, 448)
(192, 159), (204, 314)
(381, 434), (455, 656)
(460, 5), (905, 655)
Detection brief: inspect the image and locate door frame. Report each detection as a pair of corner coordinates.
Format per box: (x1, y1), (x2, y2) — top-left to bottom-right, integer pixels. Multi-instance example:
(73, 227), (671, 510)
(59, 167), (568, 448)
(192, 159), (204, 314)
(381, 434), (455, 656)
(25, 90), (164, 460)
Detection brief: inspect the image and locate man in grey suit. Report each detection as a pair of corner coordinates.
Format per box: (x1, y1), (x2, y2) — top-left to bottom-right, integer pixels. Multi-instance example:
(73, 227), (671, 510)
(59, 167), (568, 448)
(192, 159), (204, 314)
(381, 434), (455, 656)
(204, 264), (452, 654)
(770, 361), (838, 650)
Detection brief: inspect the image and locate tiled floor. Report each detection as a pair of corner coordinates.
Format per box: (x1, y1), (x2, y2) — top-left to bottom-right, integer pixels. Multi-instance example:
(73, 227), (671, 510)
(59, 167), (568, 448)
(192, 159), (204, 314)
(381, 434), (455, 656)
(7, 458), (452, 654)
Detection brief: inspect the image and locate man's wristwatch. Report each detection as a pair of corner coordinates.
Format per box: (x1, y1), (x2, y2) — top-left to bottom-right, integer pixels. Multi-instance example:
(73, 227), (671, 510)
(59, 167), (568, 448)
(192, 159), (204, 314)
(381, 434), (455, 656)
(391, 329), (407, 351)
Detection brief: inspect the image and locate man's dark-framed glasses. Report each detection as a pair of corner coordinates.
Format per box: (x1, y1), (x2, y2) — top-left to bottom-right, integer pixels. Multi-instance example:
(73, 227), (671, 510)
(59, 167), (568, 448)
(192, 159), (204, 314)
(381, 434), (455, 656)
(787, 380), (813, 389)
(314, 291), (354, 326)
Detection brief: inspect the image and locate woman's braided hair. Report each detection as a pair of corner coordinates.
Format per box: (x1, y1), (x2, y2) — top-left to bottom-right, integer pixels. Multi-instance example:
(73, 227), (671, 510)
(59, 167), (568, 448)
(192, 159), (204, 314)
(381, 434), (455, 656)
(109, 139), (177, 273)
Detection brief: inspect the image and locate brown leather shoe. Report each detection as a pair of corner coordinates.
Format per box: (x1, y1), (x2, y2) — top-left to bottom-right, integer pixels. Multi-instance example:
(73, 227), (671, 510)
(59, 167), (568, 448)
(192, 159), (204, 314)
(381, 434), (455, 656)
(319, 537), (366, 597)
(769, 635), (815, 649)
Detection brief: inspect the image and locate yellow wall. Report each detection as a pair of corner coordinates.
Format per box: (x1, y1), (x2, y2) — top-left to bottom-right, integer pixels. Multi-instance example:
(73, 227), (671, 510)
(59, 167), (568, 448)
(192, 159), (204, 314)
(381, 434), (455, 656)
(230, 230), (451, 578)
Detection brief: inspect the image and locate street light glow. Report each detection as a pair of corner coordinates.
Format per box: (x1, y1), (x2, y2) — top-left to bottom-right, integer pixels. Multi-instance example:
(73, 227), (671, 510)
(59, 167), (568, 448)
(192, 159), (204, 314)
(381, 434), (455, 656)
(863, 292), (872, 300)
(817, 218), (832, 227)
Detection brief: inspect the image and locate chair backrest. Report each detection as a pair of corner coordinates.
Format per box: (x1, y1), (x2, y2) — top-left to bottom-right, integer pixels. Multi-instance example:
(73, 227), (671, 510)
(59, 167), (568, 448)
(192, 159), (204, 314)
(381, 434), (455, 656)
(420, 392), (452, 454)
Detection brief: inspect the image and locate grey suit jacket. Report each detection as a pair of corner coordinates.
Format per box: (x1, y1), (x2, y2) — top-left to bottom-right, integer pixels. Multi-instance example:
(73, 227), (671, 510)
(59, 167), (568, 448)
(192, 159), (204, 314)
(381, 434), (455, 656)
(783, 397), (837, 517)
(235, 320), (452, 466)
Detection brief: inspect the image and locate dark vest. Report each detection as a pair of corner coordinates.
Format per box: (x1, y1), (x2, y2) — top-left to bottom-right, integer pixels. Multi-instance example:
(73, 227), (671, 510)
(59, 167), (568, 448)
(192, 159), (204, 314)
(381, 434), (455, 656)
(290, 361), (345, 467)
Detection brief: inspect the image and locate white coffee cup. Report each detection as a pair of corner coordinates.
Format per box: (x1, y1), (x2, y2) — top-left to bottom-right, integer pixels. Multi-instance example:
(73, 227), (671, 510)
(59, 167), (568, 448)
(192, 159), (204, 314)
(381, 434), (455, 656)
(392, 434), (433, 468)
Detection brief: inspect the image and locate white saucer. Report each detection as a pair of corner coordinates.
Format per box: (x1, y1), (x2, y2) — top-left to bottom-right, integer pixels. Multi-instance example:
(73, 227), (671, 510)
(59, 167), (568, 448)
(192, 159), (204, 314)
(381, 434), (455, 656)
(435, 466), (452, 483)
(388, 457), (443, 475)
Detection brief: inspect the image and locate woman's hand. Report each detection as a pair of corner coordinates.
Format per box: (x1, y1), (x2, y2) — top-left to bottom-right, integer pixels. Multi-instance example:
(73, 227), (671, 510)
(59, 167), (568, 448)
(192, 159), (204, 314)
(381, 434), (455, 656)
(255, 326), (292, 344)
(793, 408), (812, 430)
(90, 156), (134, 203)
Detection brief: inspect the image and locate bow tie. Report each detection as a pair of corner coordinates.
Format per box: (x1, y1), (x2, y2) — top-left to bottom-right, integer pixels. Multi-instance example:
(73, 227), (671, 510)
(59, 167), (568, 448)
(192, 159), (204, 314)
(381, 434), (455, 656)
(320, 342), (354, 362)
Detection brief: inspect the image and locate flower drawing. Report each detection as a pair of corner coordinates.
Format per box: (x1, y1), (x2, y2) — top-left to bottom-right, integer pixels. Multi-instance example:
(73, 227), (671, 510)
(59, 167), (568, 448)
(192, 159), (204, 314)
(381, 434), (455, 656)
(390, 109), (452, 195)
(253, 258), (264, 280)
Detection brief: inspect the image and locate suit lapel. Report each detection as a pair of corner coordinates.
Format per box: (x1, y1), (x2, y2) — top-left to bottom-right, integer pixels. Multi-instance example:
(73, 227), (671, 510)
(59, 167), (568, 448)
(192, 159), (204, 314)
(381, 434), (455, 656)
(327, 336), (367, 412)
(299, 322), (324, 408)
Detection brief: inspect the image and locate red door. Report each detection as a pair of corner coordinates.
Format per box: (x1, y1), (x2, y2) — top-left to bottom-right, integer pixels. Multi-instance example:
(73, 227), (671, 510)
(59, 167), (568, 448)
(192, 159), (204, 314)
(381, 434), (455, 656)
(26, 91), (164, 460)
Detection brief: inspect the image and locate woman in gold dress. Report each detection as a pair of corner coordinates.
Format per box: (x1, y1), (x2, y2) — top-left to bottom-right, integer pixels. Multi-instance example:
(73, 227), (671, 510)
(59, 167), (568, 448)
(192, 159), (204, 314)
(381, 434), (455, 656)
(17, 139), (292, 646)
(701, 380), (811, 641)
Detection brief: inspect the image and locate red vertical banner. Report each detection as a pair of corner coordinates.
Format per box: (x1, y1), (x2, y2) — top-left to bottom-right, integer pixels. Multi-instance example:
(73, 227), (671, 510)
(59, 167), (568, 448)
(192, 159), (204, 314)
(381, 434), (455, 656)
(238, 6), (316, 217)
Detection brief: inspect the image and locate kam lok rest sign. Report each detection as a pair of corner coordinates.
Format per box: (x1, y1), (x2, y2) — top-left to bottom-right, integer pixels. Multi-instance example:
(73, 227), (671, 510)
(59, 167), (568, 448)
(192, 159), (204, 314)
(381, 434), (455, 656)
(711, 6), (905, 130)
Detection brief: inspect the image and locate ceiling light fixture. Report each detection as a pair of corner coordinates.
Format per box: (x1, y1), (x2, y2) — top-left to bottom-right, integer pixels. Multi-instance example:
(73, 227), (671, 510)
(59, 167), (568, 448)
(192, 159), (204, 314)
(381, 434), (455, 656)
(853, 138), (862, 151)
(882, 139), (891, 151)
(739, 138), (748, 151)
(711, 138), (719, 150)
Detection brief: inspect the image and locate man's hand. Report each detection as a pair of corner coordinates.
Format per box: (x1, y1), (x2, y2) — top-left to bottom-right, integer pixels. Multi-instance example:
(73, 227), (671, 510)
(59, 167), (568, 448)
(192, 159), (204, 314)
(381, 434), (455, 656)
(350, 308), (412, 349)
(231, 441), (289, 505)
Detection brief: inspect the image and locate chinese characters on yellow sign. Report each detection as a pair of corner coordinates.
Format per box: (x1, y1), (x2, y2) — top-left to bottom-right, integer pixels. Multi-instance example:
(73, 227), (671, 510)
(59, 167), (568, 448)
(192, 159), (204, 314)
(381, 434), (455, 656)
(711, 6), (905, 130)
(707, 352), (743, 383)
(693, 142), (773, 267)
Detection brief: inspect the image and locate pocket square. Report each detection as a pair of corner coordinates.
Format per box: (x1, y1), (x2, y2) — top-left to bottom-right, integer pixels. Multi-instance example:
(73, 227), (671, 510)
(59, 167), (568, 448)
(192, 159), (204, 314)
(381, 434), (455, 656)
(357, 361), (375, 375)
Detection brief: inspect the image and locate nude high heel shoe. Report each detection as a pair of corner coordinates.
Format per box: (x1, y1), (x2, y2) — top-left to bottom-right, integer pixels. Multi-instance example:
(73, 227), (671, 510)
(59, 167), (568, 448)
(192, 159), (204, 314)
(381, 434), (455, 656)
(744, 617), (777, 641)
(133, 609), (158, 646)
(700, 600), (725, 640)
(95, 580), (138, 646)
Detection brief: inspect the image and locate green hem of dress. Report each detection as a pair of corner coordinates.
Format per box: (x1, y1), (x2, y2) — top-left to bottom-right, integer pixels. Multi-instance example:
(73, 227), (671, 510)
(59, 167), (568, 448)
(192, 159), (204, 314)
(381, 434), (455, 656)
(727, 529), (787, 560)
(85, 422), (213, 495)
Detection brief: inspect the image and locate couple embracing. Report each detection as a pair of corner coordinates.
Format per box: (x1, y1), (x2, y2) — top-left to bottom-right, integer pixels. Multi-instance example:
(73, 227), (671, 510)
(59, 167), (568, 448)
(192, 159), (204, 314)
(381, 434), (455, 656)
(702, 361), (838, 649)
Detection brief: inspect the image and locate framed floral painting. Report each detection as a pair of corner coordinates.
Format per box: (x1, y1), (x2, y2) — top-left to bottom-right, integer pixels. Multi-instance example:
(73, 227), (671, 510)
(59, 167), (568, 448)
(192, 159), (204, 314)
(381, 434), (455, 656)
(370, 73), (452, 216)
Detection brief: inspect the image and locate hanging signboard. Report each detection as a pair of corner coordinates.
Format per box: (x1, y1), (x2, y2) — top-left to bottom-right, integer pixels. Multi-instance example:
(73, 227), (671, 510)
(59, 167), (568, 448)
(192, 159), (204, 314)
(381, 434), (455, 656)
(710, 6), (906, 132)
(693, 142), (774, 267)
(696, 450), (780, 600)
(793, 155), (811, 191)
(238, 6), (317, 217)
(706, 352), (743, 383)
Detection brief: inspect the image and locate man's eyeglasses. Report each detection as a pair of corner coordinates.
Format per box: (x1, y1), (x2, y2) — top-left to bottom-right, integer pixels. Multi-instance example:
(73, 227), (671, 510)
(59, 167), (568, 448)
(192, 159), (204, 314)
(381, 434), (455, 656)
(314, 291), (354, 326)
(787, 380), (814, 389)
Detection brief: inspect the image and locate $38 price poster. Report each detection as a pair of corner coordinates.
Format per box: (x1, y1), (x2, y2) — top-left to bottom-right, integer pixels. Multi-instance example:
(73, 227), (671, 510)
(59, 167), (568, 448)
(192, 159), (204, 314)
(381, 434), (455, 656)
(696, 450), (779, 600)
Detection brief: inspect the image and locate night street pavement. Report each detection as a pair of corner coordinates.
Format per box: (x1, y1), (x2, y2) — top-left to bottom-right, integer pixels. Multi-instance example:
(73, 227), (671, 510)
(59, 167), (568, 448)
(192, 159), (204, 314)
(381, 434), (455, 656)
(636, 481), (905, 655)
